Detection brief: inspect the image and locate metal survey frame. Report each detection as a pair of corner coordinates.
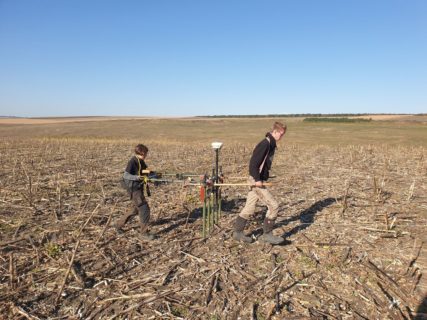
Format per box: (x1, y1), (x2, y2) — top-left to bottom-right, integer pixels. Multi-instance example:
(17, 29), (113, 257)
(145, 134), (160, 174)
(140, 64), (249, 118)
(138, 143), (223, 237)
(198, 142), (274, 237)
(200, 142), (224, 237)
(142, 142), (271, 238)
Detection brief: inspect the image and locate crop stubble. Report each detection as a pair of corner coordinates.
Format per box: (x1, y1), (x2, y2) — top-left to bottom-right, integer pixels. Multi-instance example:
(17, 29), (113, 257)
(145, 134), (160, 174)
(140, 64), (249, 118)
(0, 119), (426, 318)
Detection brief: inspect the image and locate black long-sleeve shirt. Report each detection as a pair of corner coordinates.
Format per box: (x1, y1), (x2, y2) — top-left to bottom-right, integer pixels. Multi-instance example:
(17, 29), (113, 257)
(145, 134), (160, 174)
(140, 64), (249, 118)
(249, 132), (277, 182)
(121, 156), (148, 192)
(123, 156), (147, 181)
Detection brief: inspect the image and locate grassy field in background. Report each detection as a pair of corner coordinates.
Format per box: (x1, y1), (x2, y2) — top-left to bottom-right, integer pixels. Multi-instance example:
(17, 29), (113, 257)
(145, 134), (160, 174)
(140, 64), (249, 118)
(1, 116), (426, 146)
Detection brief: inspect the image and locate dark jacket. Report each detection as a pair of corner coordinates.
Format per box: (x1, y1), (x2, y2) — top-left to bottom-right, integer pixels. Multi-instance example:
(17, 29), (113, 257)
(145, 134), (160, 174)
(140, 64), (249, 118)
(122, 156), (147, 192)
(125, 156), (147, 176)
(249, 132), (277, 182)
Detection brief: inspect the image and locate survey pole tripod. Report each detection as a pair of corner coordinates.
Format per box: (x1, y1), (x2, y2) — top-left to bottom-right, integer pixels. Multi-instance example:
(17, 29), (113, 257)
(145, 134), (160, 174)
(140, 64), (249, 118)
(201, 142), (223, 237)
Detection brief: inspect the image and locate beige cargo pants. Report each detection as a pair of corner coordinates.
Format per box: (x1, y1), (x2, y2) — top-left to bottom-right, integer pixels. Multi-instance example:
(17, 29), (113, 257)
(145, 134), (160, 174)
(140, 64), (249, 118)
(239, 176), (279, 220)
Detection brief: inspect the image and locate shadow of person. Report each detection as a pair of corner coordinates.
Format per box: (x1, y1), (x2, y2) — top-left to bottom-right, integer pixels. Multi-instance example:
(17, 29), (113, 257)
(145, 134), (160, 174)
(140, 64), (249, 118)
(155, 206), (204, 235)
(277, 197), (338, 238)
(154, 196), (247, 235)
(416, 294), (427, 319)
(221, 197), (247, 213)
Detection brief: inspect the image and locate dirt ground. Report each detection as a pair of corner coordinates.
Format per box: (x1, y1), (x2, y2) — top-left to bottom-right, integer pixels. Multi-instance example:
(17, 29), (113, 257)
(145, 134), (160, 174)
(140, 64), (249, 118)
(0, 135), (426, 319)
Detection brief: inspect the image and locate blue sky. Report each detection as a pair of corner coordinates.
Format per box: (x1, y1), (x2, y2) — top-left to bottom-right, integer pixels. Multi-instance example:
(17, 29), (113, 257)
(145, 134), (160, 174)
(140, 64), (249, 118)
(0, 0), (426, 117)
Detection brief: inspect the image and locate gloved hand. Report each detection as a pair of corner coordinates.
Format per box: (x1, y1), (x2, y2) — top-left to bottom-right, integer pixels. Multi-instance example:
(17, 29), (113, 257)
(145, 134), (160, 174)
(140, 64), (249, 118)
(148, 171), (162, 179)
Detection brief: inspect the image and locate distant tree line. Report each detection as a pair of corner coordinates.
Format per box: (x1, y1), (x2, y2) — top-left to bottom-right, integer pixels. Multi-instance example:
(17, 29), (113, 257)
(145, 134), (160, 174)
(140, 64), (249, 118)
(303, 117), (372, 123)
(198, 113), (409, 118)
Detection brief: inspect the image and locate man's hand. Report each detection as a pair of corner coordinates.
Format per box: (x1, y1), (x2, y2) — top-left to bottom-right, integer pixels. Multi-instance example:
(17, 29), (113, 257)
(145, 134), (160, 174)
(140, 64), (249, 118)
(254, 181), (263, 187)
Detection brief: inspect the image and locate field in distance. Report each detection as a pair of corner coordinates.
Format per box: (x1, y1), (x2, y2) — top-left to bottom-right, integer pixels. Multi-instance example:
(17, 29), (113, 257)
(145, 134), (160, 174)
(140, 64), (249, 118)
(0, 114), (426, 146)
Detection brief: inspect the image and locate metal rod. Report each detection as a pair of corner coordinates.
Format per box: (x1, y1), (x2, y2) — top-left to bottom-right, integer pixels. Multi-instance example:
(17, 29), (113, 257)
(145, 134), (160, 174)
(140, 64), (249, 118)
(225, 176), (278, 180)
(182, 182), (272, 187)
(161, 173), (200, 177)
(146, 178), (190, 183)
(146, 180), (273, 187)
(210, 193), (214, 230)
(215, 149), (219, 184)
(213, 194), (217, 225)
(202, 198), (206, 238)
(206, 194), (211, 234)
(218, 188), (222, 221)
(214, 182), (273, 187)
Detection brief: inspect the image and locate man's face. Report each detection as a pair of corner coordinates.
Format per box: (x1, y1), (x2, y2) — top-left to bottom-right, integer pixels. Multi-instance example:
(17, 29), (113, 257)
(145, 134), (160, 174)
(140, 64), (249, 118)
(137, 153), (147, 160)
(272, 128), (286, 141)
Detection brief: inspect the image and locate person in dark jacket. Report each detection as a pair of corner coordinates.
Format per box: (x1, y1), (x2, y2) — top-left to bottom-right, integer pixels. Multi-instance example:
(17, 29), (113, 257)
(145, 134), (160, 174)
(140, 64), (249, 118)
(233, 122), (287, 244)
(115, 144), (155, 240)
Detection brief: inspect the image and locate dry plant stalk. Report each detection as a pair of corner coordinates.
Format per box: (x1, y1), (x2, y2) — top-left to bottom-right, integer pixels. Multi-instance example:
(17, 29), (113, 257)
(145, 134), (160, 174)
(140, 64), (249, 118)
(8, 253), (15, 289)
(54, 204), (100, 304)
(407, 181), (415, 202)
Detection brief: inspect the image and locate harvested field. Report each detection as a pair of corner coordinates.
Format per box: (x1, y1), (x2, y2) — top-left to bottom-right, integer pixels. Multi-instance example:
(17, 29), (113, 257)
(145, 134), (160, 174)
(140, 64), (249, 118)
(0, 117), (158, 125)
(1, 119), (427, 319)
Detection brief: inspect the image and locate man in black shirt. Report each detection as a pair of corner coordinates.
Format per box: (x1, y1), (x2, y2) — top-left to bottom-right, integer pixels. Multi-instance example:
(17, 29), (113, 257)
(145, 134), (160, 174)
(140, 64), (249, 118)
(233, 122), (287, 245)
(115, 144), (155, 240)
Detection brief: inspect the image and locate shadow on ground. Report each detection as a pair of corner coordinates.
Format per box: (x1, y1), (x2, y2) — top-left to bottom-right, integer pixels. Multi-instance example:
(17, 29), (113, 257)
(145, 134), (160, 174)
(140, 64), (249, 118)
(154, 208), (203, 235)
(154, 198), (246, 235)
(416, 295), (427, 319)
(278, 197), (338, 238)
(152, 197), (338, 237)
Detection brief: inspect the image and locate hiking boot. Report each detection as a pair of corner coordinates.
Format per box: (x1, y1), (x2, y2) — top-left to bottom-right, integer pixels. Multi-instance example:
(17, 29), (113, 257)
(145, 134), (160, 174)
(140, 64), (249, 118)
(139, 223), (156, 241)
(259, 232), (284, 245)
(260, 217), (284, 245)
(233, 231), (253, 243)
(233, 216), (254, 243)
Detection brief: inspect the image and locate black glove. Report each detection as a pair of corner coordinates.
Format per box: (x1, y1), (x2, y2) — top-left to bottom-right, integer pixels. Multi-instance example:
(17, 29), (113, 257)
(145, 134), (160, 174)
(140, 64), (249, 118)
(148, 171), (162, 179)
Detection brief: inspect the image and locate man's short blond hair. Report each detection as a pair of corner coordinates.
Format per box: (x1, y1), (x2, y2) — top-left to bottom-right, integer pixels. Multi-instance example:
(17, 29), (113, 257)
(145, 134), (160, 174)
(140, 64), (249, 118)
(272, 121), (286, 132)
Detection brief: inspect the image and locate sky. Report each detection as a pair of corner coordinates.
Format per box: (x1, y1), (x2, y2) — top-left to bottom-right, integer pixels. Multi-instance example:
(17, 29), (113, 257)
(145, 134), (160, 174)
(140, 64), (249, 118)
(0, 0), (426, 117)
